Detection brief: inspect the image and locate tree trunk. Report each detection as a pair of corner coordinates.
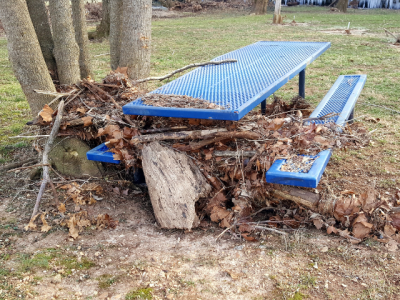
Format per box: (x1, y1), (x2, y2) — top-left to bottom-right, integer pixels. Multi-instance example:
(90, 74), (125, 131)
(142, 142), (212, 229)
(337, 0), (348, 12)
(253, 0), (268, 14)
(120, 0), (152, 79)
(26, 0), (57, 74)
(48, 0), (81, 85)
(273, 0), (282, 24)
(97, 0), (110, 38)
(110, 0), (123, 70)
(0, 0), (56, 116)
(71, 0), (94, 80)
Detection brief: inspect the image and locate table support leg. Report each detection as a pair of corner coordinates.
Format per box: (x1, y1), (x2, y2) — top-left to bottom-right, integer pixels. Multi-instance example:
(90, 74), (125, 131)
(261, 99), (266, 115)
(299, 69), (306, 99)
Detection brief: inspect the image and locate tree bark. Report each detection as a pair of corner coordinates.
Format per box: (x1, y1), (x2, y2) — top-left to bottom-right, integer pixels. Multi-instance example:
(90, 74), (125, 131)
(253, 0), (268, 15)
(97, 0), (110, 38)
(48, 0), (81, 85)
(26, 0), (57, 74)
(337, 0), (348, 12)
(273, 0), (282, 24)
(71, 0), (94, 79)
(120, 0), (152, 79)
(142, 142), (212, 229)
(110, 0), (123, 70)
(0, 0), (56, 116)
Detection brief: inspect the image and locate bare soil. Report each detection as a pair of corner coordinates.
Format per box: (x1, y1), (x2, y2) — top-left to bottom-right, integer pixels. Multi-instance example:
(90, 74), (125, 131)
(1, 133), (399, 299)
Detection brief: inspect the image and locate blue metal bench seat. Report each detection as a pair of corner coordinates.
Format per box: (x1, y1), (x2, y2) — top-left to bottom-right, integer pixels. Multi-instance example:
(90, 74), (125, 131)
(265, 75), (367, 188)
(86, 143), (120, 164)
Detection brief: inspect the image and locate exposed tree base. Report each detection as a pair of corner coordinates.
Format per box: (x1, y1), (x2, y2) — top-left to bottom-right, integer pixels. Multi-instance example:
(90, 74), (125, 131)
(273, 14), (283, 24)
(141, 142), (212, 230)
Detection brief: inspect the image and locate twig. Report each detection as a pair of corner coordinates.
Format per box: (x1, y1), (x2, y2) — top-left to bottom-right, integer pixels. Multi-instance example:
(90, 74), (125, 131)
(383, 28), (400, 42)
(94, 53), (110, 57)
(35, 89), (76, 108)
(6, 163), (50, 173)
(9, 135), (50, 139)
(136, 59), (238, 83)
(253, 225), (288, 235)
(363, 102), (400, 114)
(30, 100), (65, 220)
(0, 158), (38, 171)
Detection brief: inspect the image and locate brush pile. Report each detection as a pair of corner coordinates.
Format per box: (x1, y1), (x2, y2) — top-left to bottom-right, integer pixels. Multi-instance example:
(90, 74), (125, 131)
(30, 71), (400, 249)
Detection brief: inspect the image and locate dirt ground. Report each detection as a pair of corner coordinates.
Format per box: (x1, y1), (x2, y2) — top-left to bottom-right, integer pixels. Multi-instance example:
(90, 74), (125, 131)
(1, 134), (400, 300)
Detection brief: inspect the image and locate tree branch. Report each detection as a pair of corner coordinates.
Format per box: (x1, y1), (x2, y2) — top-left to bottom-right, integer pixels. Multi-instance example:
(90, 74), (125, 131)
(135, 59), (238, 83)
(31, 100), (65, 220)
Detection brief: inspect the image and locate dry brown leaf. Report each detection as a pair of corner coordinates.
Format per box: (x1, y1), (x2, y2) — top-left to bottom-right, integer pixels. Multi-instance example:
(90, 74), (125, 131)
(115, 66), (128, 77)
(384, 224), (397, 238)
(241, 233), (258, 242)
(359, 188), (378, 212)
(386, 239), (398, 252)
(67, 214), (79, 239)
(77, 107), (86, 115)
(96, 214), (118, 229)
(225, 270), (241, 280)
(210, 206), (230, 222)
(327, 226), (338, 234)
(334, 196), (361, 225)
(39, 105), (54, 122)
(57, 203), (66, 213)
(352, 222), (373, 239)
(219, 218), (231, 228)
(40, 213), (52, 233)
(25, 214), (40, 231)
(82, 116), (93, 127)
(313, 218), (324, 230)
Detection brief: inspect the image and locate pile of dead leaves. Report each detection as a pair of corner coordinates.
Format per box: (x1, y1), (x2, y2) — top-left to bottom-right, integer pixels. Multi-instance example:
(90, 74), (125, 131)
(25, 182), (118, 239)
(31, 71), (395, 246)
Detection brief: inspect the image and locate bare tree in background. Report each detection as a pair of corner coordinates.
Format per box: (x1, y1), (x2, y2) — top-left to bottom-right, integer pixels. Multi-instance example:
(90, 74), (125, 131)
(120, 0), (152, 79)
(48, 0), (81, 84)
(253, 0), (268, 15)
(26, 0), (57, 75)
(337, 0), (348, 12)
(72, 0), (94, 79)
(0, 0), (56, 116)
(110, 0), (123, 70)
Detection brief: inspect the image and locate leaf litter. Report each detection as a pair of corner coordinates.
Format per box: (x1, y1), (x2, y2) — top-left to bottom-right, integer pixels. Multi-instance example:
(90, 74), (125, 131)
(28, 71), (400, 248)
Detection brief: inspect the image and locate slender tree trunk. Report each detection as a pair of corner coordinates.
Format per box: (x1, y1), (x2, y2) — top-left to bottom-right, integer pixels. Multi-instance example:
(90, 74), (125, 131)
(273, 0), (282, 24)
(71, 0), (94, 79)
(0, 0), (56, 116)
(110, 0), (123, 70)
(48, 0), (81, 85)
(97, 0), (110, 38)
(253, 0), (268, 14)
(337, 0), (348, 12)
(26, 0), (57, 74)
(120, 0), (152, 79)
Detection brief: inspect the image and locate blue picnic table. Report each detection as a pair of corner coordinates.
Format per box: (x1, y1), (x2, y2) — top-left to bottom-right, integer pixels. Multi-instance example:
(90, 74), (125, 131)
(88, 41), (367, 189)
(122, 41), (331, 120)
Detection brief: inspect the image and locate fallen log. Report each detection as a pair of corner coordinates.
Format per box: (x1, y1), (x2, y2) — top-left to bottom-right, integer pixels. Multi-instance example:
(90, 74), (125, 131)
(271, 184), (337, 216)
(131, 128), (228, 145)
(142, 142), (212, 229)
(0, 158), (38, 172)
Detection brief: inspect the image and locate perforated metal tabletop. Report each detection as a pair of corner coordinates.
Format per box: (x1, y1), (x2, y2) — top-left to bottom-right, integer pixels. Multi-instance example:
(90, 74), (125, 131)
(123, 41), (331, 121)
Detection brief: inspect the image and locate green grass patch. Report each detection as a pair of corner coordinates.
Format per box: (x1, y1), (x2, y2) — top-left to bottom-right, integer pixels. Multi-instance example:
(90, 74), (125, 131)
(96, 274), (120, 289)
(56, 256), (96, 275)
(125, 287), (153, 300)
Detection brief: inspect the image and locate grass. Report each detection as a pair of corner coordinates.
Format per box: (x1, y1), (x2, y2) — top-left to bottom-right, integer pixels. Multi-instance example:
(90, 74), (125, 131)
(125, 287), (153, 300)
(0, 7), (399, 170)
(96, 274), (120, 289)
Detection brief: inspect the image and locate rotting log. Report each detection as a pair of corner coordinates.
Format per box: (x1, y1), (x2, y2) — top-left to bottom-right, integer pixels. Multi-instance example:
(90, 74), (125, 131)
(141, 142), (212, 229)
(270, 185), (337, 216)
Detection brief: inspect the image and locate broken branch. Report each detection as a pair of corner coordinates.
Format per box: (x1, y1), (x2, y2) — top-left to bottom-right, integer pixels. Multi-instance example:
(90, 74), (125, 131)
(30, 100), (65, 220)
(136, 59), (238, 83)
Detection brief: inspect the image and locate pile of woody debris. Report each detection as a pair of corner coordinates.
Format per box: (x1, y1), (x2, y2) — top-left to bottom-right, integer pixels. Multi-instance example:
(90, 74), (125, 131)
(28, 71), (400, 249)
